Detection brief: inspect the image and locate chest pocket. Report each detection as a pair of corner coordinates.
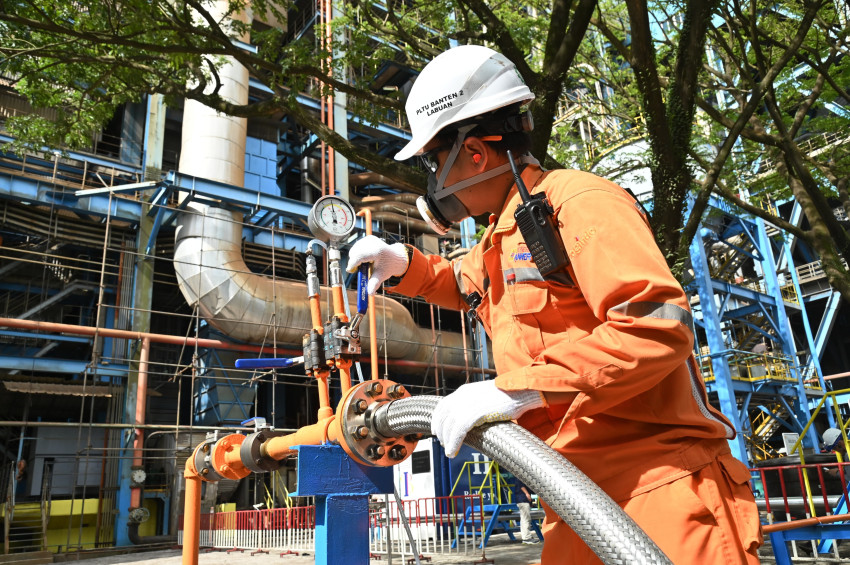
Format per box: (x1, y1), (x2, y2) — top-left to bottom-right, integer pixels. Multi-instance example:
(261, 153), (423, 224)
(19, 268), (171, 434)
(505, 282), (553, 359)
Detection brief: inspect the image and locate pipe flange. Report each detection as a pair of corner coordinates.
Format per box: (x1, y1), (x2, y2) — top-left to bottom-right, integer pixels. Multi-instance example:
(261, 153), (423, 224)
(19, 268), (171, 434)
(210, 434), (250, 480)
(193, 436), (224, 482)
(337, 379), (417, 467)
(128, 506), (150, 524)
(241, 430), (285, 473)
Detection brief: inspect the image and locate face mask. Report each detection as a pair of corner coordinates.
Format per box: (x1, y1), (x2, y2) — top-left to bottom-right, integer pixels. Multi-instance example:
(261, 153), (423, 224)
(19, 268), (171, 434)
(416, 181), (469, 235)
(417, 153), (539, 235)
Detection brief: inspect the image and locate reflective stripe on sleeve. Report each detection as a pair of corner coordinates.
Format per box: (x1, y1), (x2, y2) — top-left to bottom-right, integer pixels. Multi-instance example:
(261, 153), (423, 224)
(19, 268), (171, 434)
(610, 301), (693, 328)
(453, 257), (467, 295)
(687, 356), (735, 438)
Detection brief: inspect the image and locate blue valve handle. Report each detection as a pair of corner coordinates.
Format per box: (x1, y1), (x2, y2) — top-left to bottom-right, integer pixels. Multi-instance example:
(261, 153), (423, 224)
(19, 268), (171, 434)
(235, 356), (304, 369)
(357, 263), (369, 315)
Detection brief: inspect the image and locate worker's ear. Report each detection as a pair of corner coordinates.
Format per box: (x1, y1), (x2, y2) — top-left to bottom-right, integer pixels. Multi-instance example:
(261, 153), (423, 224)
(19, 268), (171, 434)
(463, 137), (490, 169)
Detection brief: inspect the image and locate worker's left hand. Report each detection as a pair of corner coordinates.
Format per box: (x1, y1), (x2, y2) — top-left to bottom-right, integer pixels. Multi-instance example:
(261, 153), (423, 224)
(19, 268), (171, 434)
(431, 380), (545, 457)
(346, 235), (409, 294)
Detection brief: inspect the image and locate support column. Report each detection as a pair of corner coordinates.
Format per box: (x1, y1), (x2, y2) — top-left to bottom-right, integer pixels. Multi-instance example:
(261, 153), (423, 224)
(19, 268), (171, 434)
(690, 229), (748, 463)
(292, 444), (393, 565)
(756, 217), (817, 450)
(116, 94), (164, 545)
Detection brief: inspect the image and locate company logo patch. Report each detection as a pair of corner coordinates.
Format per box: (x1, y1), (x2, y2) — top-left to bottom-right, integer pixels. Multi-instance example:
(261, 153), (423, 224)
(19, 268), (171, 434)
(568, 227), (598, 258)
(511, 243), (533, 262)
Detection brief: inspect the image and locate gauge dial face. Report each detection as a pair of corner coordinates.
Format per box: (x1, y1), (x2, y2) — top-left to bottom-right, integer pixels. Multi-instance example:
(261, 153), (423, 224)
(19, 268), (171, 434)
(309, 195), (356, 241)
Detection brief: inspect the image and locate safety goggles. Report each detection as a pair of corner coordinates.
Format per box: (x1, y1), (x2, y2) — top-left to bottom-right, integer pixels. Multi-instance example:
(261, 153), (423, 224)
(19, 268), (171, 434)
(419, 135), (503, 173)
(419, 145), (450, 173)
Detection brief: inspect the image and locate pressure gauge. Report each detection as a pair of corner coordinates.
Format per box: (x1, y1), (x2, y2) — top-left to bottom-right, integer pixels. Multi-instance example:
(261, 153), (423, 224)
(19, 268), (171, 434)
(130, 468), (146, 486)
(308, 195), (357, 242)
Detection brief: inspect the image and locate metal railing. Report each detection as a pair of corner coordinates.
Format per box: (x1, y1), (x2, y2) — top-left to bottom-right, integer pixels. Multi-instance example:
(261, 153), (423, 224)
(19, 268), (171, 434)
(177, 494), (492, 561)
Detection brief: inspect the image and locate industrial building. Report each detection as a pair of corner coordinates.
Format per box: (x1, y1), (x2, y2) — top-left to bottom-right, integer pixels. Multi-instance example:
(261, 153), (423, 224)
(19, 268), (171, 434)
(1, 1), (849, 563)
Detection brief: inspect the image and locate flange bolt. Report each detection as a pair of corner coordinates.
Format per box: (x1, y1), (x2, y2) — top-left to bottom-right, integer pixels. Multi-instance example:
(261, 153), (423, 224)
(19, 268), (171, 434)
(365, 382), (384, 397)
(350, 425), (369, 440)
(387, 384), (406, 399)
(353, 399), (368, 414)
(367, 444), (386, 460)
(388, 445), (407, 461)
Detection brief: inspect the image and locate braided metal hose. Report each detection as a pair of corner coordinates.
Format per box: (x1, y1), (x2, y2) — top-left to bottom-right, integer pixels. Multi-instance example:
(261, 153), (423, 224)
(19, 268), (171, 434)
(373, 395), (672, 565)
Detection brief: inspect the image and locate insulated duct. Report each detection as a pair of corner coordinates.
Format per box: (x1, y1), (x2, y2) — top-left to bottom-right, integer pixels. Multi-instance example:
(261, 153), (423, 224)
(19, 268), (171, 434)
(172, 1), (475, 369)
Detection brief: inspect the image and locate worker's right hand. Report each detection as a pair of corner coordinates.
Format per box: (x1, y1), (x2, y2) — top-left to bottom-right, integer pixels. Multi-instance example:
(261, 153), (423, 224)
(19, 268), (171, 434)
(347, 235), (410, 295)
(431, 380), (545, 458)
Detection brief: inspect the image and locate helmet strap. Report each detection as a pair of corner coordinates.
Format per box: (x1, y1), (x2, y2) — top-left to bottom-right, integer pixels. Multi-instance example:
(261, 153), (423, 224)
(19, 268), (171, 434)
(432, 125), (476, 193)
(433, 154), (539, 200)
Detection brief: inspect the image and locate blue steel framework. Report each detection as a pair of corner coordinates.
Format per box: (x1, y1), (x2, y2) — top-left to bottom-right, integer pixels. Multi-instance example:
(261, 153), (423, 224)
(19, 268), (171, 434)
(1, 33), (848, 564)
(1, 106), (847, 551)
(687, 195), (831, 464)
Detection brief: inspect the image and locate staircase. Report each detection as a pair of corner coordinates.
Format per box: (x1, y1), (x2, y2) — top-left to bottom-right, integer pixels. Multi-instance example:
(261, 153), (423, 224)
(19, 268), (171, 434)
(3, 464), (50, 556)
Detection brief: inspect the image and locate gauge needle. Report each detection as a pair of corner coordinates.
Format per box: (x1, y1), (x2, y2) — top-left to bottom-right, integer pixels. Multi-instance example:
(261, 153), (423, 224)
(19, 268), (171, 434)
(330, 205), (338, 225)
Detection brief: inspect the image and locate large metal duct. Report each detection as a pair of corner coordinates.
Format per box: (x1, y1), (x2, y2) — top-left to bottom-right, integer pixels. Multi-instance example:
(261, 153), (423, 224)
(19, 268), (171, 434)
(172, 2), (474, 369)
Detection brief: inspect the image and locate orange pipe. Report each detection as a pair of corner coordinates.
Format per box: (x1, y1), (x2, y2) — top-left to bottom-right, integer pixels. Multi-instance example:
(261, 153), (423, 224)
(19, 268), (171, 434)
(309, 296), (323, 333)
(182, 456), (204, 565)
(130, 336), (150, 509)
(356, 209), (379, 380)
(331, 285), (348, 322)
(316, 373), (333, 420)
(762, 513), (850, 533)
(0, 317), (295, 354)
(0, 315), (491, 376)
(337, 361), (352, 394)
(261, 415), (339, 460)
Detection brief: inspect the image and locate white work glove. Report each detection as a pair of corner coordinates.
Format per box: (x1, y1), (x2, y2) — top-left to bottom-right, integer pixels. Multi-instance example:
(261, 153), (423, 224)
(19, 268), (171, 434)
(431, 380), (545, 458)
(347, 235), (409, 295)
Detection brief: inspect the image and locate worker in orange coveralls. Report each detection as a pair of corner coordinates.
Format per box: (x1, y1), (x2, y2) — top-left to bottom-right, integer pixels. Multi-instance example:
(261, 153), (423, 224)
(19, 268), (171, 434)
(348, 45), (762, 564)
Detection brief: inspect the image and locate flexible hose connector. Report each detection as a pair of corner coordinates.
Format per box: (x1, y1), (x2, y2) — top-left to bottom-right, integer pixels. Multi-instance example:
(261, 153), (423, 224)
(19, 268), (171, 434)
(373, 395), (672, 565)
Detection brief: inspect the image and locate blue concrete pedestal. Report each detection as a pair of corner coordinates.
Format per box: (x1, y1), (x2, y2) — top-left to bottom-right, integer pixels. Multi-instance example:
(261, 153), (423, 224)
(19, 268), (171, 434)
(292, 444), (393, 565)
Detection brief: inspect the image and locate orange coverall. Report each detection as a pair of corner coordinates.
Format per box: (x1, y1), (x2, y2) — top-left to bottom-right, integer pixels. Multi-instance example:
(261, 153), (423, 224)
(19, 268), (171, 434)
(389, 164), (762, 564)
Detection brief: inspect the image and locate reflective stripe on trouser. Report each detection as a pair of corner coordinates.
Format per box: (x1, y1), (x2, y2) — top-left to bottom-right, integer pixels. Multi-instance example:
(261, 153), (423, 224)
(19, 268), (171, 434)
(538, 456), (762, 564)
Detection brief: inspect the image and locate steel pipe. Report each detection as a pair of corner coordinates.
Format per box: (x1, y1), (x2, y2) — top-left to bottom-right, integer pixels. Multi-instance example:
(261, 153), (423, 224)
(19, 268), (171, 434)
(373, 395), (673, 565)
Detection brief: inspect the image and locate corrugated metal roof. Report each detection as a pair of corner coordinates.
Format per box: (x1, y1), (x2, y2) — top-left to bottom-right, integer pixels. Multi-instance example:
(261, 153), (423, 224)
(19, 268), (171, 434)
(1, 381), (113, 397)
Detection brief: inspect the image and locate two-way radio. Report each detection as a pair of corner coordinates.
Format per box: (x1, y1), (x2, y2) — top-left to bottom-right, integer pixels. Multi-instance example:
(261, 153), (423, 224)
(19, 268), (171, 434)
(507, 150), (570, 279)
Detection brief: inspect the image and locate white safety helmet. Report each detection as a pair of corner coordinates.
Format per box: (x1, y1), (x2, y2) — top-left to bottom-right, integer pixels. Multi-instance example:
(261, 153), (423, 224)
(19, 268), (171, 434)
(394, 45), (535, 161)
(824, 428), (843, 449)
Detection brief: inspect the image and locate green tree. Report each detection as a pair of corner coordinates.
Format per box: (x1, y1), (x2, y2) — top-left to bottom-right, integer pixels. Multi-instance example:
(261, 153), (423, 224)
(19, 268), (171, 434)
(690, 0), (850, 300)
(0, 0), (595, 192)
(554, 0), (828, 276)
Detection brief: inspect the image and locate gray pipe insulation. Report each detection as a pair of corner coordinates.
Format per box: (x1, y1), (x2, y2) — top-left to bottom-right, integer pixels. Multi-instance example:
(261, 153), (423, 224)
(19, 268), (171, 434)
(171, 1), (476, 369)
(374, 395), (673, 565)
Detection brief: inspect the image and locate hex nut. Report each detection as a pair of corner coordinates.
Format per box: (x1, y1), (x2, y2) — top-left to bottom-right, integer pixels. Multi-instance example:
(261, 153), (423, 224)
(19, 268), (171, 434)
(389, 445), (407, 461)
(388, 384), (406, 398)
(367, 444), (386, 460)
(350, 425), (369, 440)
(366, 382), (384, 397)
(353, 399), (368, 414)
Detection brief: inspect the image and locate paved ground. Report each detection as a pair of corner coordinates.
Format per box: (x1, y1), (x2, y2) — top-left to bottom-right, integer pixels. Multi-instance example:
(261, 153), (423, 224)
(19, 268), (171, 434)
(55, 534), (543, 565)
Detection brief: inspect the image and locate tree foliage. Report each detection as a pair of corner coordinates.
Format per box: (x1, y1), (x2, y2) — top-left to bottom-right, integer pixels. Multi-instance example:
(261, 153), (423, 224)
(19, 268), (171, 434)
(1, 0), (849, 299)
(0, 0), (595, 192)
